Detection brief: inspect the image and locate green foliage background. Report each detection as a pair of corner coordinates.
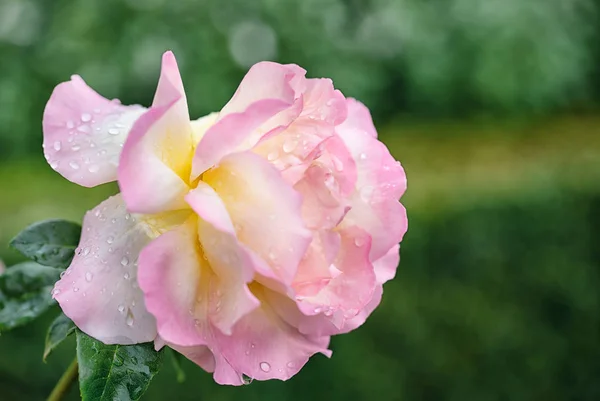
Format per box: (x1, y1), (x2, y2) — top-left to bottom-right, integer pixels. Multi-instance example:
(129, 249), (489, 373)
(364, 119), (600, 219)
(0, 0), (599, 400)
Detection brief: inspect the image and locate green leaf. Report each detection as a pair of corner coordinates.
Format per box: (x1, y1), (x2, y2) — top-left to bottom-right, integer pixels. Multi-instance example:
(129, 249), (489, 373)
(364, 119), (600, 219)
(44, 313), (76, 361)
(76, 330), (164, 401)
(168, 348), (186, 383)
(0, 262), (61, 331)
(10, 219), (81, 268)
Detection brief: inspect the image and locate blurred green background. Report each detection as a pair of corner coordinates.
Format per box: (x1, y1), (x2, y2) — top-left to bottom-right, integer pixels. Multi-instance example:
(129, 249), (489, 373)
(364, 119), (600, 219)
(1, 0), (600, 400)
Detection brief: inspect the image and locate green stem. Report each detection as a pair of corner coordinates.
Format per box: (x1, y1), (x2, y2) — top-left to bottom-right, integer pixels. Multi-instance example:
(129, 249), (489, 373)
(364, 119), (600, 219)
(47, 358), (78, 401)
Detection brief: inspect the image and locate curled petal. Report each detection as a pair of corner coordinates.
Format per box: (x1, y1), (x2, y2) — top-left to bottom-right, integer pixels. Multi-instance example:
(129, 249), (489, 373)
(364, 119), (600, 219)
(186, 183), (260, 335)
(202, 152), (311, 286)
(43, 75), (146, 187)
(295, 227), (376, 326)
(152, 51), (188, 112)
(337, 106), (407, 260)
(118, 99), (193, 214)
(213, 284), (331, 383)
(137, 217), (206, 346)
(52, 194), (157, 344)
(337, 98), (377, 138)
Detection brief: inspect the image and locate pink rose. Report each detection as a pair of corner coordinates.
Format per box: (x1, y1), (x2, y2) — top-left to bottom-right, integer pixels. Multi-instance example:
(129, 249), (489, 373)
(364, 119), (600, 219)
(43, 52), (407, 384)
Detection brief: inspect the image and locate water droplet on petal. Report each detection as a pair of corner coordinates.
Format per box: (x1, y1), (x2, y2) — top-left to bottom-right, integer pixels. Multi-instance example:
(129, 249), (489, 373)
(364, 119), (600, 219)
(88, 164), (99, 173)
(326, 99), (334, 106)
(121, 256), (129, 266)
(282, 139), (298, 153)
(71, 144), (81, 151)
(66, 120), (75, 129)
(106, 236), (114, 244)
(286, 361), (295, 368)
(124, 273), (130, 280)
(85, 272), (93, 282)
(267, 151), (279, 161)
(118, 304), (125, 313)
(73, 287), (79, 292)
(69, 161), (80, 170)
(354, 237), (365, 247)
(125, 213), (131, 220)
(259, 362), (271, 372)
(53, 141), (62, 151)
(126, 311), (135, 327)
(359, 153), (367, 160)
(81, 113), (92, 122)
(108, 128), (119, 135)
(59, 271), (66, 278)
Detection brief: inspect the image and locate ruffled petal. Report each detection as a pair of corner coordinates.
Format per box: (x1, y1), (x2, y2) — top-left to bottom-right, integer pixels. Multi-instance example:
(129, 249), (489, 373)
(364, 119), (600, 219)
(137, 217), (206, 347)
(337, 98), (377, 138)
(295, 227), (376, 325)
(202, 152), (311, 286)
(186, 183), (260, 335)
(213, 284), (332, 383)
(52, 194), (157, 344)
(337, 108), (407, 260)
(43, 75), (146, 187)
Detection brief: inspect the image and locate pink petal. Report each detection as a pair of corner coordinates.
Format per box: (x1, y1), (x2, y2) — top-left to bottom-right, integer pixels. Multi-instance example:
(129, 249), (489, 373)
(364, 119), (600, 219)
(374, 243), (400, 284)
(43, 75), (146, 187)
(52, 194), (157, 344)
(337, 284), (383, 335)
(191, 100), (294, 179)
(186, 183), (260, 335)
(152, 51), (188, 112)
(219, 62), (300, 118)
(337, 111), (407, 260)
(295, 227), (376, 324)
(118, 99), (193, 214)
(191, 62), (303, 179)
(337, 98), (378, 138)
(300, 78), (347, 125)
(213, 285), (332, 383)
(202, 151), (311, 286)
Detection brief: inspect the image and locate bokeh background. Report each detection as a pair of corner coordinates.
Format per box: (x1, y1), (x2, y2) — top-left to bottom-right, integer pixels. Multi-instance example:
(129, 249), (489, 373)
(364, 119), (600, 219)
(1, 0), (600, 400)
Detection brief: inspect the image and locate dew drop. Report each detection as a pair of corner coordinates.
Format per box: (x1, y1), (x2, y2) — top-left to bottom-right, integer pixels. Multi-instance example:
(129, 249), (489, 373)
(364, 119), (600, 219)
(111, 218), (117, 224)
(53, 141), (62, 151)
(124, 273), (130, 280)
(259, 362), (271, 372)
(85, 272), (93, 282)
(108, 128), (119, 135)
(326, 99), (334, 106)
(126, 311), (135, 327)
(359, 153), (367, 160)
(77, 125), (91, 133)
(69, 161), (80, 170)
(286, 361), (295, 368)
(73, 287), (79, 292)
(66, 120), (75, 129)
(282, 139), (298, 153)
(106, 236), (114, 244)
(120, 256), (129, 266)
(71, 144), (81, 151)
(81, 113), (92, 122)
(88, 164), (99, 173)
(354, 237), (365, 247)
(118, 304), (125, 313)
(267, 151), (279, 161)
(59, 271), (66, 279)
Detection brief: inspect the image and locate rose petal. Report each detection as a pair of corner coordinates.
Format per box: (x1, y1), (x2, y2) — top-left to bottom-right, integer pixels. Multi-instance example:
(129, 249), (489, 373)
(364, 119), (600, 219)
(52, 194), (157, 344)
(337, 109), (407, 260)
(213, 284), (332, 383)
(43, 75), (146, 187)
(337, 98), (377, 138)
(186, 183), (260, 335)
(202, 151), (311, 286)
(295, 227), (376, 323)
